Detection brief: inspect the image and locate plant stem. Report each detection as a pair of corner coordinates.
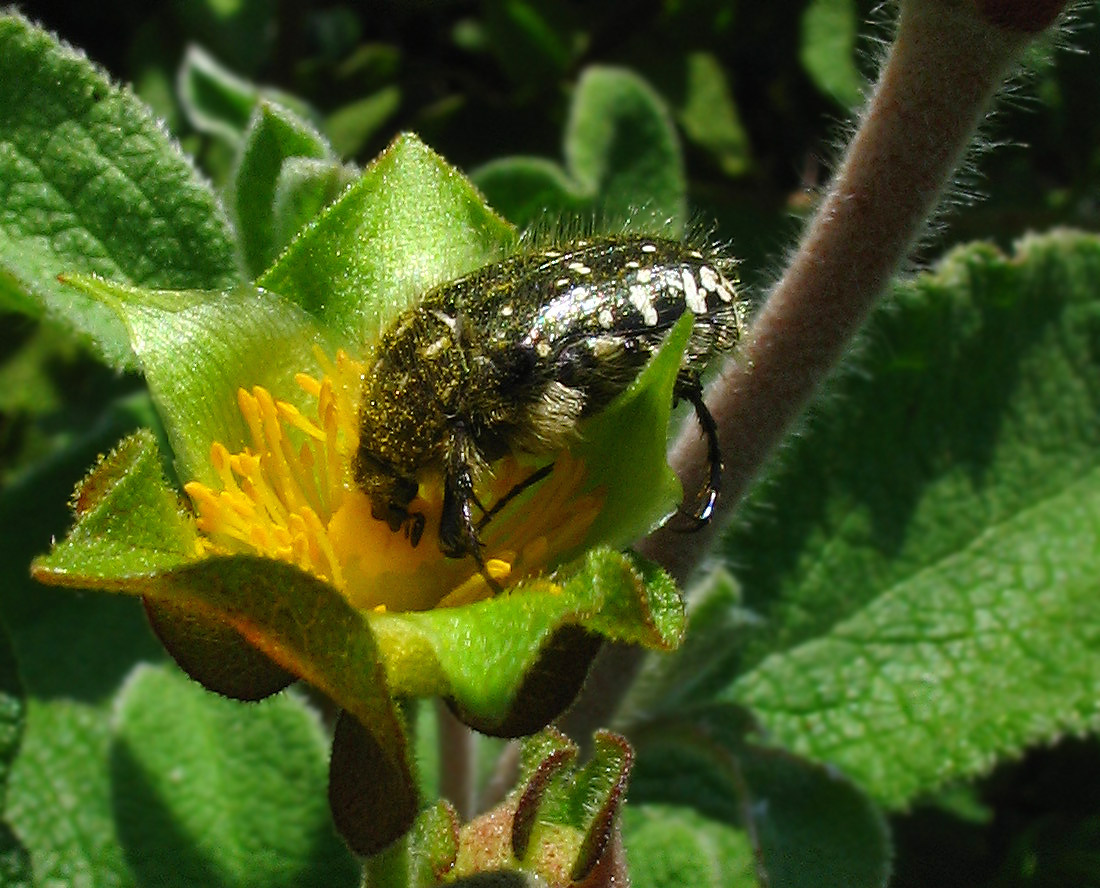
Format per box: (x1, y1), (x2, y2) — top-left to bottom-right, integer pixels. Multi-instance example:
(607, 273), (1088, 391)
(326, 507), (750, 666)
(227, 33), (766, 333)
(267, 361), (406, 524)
(562, 0), (1066, 741)
(436, 700), (477, 819)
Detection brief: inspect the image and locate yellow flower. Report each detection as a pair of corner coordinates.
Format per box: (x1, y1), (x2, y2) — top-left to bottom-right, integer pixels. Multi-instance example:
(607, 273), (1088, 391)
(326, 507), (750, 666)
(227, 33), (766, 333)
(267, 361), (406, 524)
(183, 349), (604, 613)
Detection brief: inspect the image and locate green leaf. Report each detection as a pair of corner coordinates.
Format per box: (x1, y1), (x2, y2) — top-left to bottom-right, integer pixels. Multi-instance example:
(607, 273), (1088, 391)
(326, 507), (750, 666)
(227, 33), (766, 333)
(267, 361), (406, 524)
(0, 619), (27, 888)
(622, 803), (756, 888)
(59, 277), (335, 487)
(111, 664), (357, 888)
(0, 822), (32, 888)
(230, 103), (333, 278)
(260, 133), (517, 347)
(0, 13), (238, 368)
(677, 53), (752, 177)
(178, 44), (259, 143)
(724, 230), (1100, 806)
(0, 621), (24, 806)
(271, 157), (359, 250)
(619, 567), (761, 720)
(473, 67), (686, 235)
(325, 87), (402, 158)
(177, 45), (317, 146)
(800, 0), (864, 108)
(7, 700), (135, 887)
(629, 706), (891, 888)
(271, 157), (359, 252)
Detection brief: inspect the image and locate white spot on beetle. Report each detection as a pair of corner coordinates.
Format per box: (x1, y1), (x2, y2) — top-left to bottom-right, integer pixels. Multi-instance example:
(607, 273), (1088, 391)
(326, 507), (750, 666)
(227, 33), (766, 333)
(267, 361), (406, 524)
(500, 304), (514, 317)
(431, 310), (457, 330)
(641, 243), (657, 253)
(699, 265), (720, 293)
(689, 249), (704, 259)
(423, 336), (450, 359)
(598, 308), (614, 329)
(629, 284), (659, 326)
(682, 269), (706, 314)
(635, 267), (653, 284)
(625, 260), (641, 270)
(568, 261), (591, 275)
(555, 277), (571, 288)
(536, 341), (551, 358)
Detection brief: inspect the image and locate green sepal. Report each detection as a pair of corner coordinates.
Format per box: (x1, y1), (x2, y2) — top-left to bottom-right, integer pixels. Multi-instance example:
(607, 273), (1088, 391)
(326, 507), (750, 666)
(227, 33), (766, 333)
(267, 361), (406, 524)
(370, 547), (684, 736)
(566, 313), (691, 558)
(31, 429), (200, 580)
(473, 66), (686, 235)
(271, 157), (359, 254)
(259, 133), (518, 347)
(58, 275), (336, 488)
(0, 13), (237, 369)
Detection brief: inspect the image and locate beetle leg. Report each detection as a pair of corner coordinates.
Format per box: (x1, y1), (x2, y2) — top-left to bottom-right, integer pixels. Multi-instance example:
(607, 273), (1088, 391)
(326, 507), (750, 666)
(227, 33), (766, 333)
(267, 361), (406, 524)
(476, 463), (554, 532)
(673, 373), (722, 530)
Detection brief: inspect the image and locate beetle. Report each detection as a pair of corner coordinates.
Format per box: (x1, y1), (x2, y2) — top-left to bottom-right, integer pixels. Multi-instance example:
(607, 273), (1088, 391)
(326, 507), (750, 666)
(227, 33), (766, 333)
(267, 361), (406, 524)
(354, 235), (744, 571)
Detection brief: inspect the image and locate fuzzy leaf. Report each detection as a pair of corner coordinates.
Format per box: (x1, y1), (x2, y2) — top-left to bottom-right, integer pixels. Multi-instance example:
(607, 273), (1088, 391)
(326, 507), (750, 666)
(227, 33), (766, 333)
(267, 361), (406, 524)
(260, 133), (517, 347)
(230, 103), (333, 277)
(473, 66), (686, 235)
(0, 13), (237, 368)
(178, 45), (316, 145)
(111, 664), (357, 888)
(629, 706), (891, 888)
(271, 157), (359, 250)
(724, 231), (1100, 806)
(59, 277), (335, 487)
(677, 52), (752, 177)
(622, 803), (756, 888)
(32, 429), (199, 580)
(800, 0), (864, 108)
(7, 700), (134, 888)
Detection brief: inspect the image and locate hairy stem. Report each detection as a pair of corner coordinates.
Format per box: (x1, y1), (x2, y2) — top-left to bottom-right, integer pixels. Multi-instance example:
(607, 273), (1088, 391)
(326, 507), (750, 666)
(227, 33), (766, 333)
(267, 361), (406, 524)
(562, 0), (1066, 740)
(436, 700), (477, 819)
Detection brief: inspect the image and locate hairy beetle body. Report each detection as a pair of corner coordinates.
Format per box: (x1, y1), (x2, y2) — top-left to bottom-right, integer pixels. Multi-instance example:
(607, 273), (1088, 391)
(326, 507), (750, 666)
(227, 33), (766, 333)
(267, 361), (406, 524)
(355, 235), (744, 565)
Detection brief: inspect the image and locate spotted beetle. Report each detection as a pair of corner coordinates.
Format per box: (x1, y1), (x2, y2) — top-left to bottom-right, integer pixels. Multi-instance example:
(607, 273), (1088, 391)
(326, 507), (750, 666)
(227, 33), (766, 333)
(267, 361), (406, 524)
(355, 235), (744, 570)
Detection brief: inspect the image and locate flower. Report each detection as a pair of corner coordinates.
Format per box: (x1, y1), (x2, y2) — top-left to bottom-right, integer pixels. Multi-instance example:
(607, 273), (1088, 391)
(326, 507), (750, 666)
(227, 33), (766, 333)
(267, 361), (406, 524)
(183, 347), (604, 612)
(32, 133), (687, 855)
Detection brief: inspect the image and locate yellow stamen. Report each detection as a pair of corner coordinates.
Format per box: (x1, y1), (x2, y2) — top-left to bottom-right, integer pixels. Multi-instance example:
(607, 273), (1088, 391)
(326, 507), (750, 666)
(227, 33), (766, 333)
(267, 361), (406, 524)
(184, 349), (605, 612)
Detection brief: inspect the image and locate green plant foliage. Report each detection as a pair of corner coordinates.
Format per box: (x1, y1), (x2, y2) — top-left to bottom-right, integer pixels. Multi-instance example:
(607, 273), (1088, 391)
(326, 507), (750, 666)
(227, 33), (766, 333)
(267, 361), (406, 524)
(628, 705), (891, 888)
(7, 700), (134, 886)
(622, 803), (756, 888)
(800, 0), (864, 108)
(259, 134), (518, 345)
(3, 4), (1100, 886)
(111, 664), (357, 887)
(723, 231), (1100, 805)
(0, 13), (238, 369)
(229, 103), (334, 277)
(473, 67), (687, 234)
